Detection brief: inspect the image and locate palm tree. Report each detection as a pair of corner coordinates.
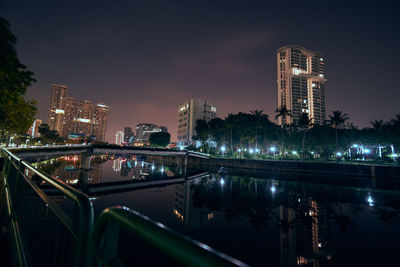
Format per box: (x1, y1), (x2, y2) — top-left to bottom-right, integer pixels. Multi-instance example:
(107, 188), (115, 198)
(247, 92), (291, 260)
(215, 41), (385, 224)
(370, 119), (384, 144)
(297, 113), (313, 154)
(250, 109), (264, 151)
(275, 106), (292, 156)
(390, 113), (400, 128)
(328, 110), (350, 150)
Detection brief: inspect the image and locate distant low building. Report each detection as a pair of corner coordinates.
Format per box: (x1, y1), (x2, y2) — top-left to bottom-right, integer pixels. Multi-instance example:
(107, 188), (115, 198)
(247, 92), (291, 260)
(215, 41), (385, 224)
(135, 123), (168, 145)
(27, 119), (42, 138)
(124, 126), (135, 145)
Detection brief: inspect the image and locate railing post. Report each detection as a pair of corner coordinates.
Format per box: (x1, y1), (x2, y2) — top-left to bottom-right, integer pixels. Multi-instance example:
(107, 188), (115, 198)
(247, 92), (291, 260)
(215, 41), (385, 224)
(79, 151), (91, 192)
(102, 222), (120, 265)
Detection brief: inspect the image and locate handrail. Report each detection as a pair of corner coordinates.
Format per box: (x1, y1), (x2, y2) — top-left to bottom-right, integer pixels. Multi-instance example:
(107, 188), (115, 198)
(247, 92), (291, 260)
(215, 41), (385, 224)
(1, 148), (94, 267)
(91, 206), (248, 267)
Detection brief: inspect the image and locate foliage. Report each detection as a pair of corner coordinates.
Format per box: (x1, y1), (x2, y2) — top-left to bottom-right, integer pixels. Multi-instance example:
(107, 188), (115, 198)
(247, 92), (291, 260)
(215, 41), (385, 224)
(149, 131), (170, 147)
(0, 16), (37, 139)
(38, 123), (64, 144)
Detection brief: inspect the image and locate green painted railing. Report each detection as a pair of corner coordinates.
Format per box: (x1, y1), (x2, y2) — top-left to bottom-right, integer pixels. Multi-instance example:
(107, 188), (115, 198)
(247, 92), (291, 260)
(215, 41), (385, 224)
(1, 148), (94, 267)
(90, 206), (248, 267)
(1, 148), (248, 267)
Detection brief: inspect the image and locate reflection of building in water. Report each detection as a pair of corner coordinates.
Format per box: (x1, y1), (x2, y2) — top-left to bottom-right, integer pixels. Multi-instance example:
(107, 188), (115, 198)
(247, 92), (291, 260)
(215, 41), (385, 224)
(113, 158), (122, 172)
(51, 155), (103, 184)
(280, 199), (332, 267)
(173, 179), (214, 229)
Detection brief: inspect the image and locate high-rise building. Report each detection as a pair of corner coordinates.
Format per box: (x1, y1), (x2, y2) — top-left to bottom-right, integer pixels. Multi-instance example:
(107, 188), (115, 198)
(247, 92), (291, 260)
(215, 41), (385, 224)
(177, 99), (217, 146)
(27, 119), (42, 138)
(47, 84), (109, 142)
(48, 84), (68, 133)
(124, 127), (134, 144)
(93, 103), (109, 142)
(115, 131), (124, 145)
(135, 123), (168, 144)
(277, 46), (327, 125)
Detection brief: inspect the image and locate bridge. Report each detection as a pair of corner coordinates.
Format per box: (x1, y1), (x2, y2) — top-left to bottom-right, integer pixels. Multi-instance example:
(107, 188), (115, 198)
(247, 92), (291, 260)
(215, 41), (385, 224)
(0, 146), (246, 267)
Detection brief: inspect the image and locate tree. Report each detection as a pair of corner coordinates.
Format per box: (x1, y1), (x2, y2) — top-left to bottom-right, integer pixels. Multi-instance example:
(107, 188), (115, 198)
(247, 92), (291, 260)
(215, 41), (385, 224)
(208, 118), (225, 146)
(328, 110), (350, 150)
(38, 123), (64, 144)
(275, 106), (292, 156)
(0, 16), (37, 140)
(370, 119), (385, 144)
(297, 113), (313, 154)
(250, 109), (264, 151)
(149, 132), (170, 147)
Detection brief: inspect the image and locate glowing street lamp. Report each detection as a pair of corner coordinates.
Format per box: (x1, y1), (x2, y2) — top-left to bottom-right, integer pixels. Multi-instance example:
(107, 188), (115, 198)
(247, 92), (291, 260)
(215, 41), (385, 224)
(221, 145), (226, 157)
(249, 148), (254, 154)
(270, 146), (276, 156)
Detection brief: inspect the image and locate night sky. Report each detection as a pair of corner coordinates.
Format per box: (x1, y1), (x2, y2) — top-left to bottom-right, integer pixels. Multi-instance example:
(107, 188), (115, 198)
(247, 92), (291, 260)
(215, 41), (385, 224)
(2, 1), (399, 142)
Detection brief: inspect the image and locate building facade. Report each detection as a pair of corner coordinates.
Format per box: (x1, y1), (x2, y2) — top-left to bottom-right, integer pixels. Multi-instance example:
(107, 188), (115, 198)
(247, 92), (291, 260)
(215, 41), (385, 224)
(27, 119), (43, 138)
(47, 84), (109, 142)
(277, 46), (327, 125)
(135, 123), (168, 144)
(177, 99), (217, 146)
(124, 127), (134, 145)
(115, 131), (124, 145)
(47, 84), (68, 134)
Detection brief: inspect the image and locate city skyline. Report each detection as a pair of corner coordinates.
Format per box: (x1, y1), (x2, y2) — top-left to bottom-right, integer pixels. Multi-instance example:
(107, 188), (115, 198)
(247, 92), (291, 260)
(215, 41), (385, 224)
(48, 84), (109, 142)
(2, 1), (399, 143)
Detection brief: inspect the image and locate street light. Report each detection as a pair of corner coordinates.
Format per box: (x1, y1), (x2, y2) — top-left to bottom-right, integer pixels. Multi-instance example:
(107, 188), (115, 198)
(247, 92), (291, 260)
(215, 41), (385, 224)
(249, 148), (254, 154)
(270, 146), (276, 156)
(221, 145), (226, 157)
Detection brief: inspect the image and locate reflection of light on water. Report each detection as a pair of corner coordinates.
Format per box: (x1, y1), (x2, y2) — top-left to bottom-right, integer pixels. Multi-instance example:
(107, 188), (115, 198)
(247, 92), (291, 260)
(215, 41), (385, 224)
(270, 185), (276, 193)
(367, 195), (374, 206)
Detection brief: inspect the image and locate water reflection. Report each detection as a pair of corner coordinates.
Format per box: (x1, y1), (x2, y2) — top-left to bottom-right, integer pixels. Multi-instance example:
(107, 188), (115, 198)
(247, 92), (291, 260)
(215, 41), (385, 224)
(32, 154), (184, 185)
(166, 175), (400, 266)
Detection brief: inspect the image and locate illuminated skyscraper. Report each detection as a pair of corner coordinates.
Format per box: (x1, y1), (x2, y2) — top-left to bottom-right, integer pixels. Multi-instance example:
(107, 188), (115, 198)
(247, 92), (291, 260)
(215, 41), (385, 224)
(48, 84), (68, 134)
(177, 99), (217, 146)
(277, 46), (327, 125)
(47, 84), (109, 142)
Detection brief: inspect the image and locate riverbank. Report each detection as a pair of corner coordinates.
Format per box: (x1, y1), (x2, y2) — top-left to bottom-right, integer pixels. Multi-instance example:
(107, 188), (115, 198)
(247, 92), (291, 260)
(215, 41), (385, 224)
(146, 154), (400, 180)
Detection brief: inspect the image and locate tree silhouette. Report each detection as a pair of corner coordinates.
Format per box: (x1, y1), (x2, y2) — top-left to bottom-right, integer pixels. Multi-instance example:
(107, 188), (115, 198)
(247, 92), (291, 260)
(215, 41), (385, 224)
(328, 110), (350, 150)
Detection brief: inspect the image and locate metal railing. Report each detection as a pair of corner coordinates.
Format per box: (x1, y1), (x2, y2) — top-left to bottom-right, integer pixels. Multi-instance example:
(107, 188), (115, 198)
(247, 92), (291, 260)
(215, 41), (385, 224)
(90, 206), (247, 267)
(1, 148), (93, 267)
(1, 147), (247, 267)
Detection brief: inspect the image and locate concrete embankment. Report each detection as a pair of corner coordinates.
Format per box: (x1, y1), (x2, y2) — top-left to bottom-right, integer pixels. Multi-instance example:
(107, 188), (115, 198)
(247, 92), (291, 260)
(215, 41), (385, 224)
(145, 154), (400, 180)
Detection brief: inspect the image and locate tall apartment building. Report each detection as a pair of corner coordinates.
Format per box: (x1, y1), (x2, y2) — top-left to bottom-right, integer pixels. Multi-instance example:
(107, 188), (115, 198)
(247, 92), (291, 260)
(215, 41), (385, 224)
(115, 131), (124, 145)
(48, 84), (68, 133)
(47, 84), (109, 142)
(177, 99), (217, 146)
(277, 46), (327, 125)
(135, 123), (168, 144)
